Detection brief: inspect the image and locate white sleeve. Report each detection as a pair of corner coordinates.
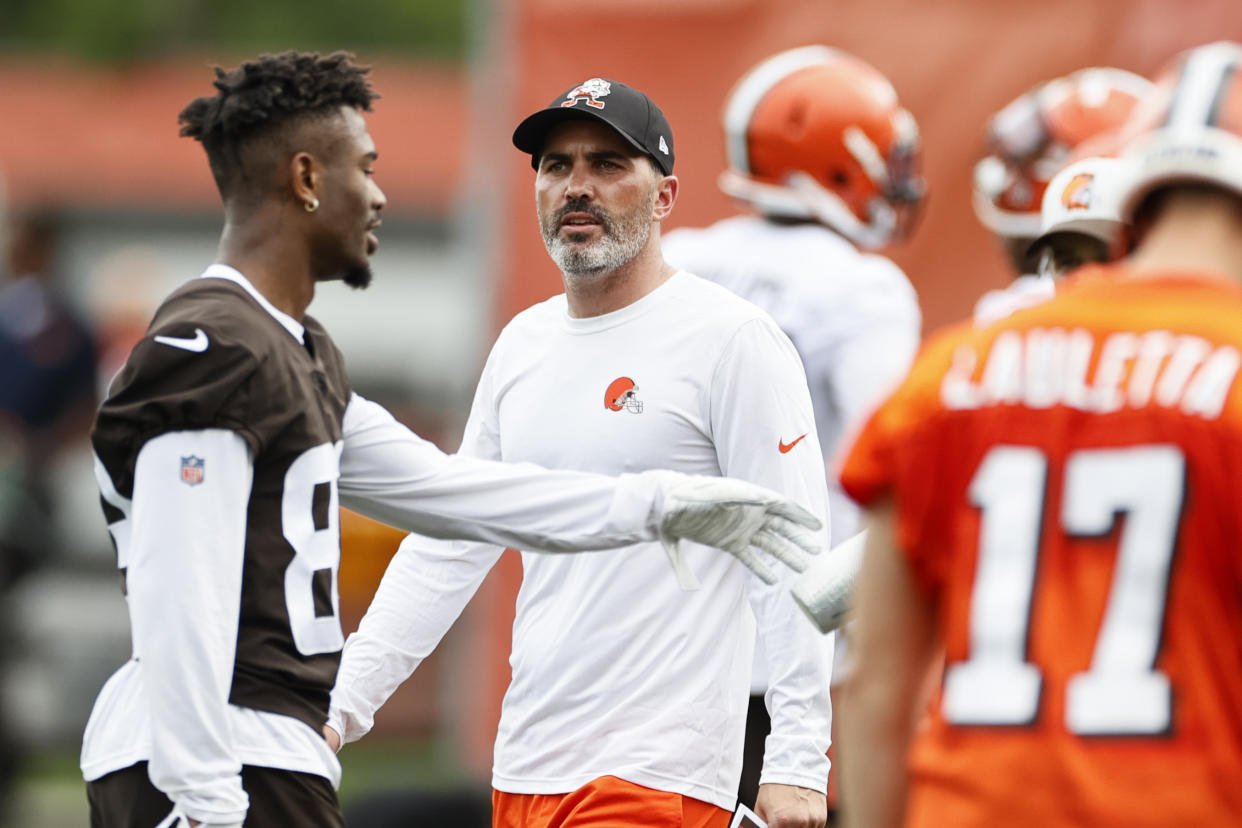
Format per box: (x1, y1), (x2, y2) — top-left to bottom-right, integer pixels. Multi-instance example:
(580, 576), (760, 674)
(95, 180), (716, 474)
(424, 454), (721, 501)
(127, 429), (253, 828)
(711, 319), (834, 792)
(327, 531), (503, 744)
(336, 393), (670, 552)
(822, 296), (920, 445)
(329, 371), (507, 745)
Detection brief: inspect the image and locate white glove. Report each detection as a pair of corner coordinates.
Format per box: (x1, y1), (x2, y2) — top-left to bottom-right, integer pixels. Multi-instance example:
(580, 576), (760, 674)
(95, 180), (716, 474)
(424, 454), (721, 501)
(658, 474), (823, 590)
(791, 529), (867, 633)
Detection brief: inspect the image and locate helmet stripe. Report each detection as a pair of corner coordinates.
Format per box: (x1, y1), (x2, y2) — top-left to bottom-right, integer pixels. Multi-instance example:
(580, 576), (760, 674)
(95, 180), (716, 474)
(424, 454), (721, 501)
(1167, 43), (1238, 128)
(722, 46), (841, 175)
(1207, 60), (1240, 127)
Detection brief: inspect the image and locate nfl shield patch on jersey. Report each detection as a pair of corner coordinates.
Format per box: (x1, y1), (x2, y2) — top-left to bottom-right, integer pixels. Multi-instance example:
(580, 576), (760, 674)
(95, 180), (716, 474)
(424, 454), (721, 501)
(180, 455), (205, 486)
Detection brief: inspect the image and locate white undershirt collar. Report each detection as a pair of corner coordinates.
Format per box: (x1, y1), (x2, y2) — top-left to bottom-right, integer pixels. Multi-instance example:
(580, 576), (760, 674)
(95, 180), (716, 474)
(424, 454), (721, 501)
(561, 270), (688, 335)
(201, 263), (306, 344)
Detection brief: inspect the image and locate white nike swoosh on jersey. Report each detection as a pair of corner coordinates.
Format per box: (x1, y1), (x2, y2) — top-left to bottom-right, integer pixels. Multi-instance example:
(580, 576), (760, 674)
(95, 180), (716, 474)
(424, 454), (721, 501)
(153, 328), (209, 353)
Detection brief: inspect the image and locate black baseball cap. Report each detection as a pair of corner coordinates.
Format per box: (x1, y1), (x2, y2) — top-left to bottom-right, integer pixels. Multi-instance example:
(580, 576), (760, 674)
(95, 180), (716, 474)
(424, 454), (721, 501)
(512, 77), (675, 175)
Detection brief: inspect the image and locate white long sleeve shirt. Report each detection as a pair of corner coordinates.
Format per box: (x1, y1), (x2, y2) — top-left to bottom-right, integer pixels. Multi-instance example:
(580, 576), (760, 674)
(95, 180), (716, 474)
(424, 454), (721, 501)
(330, 271), (834, 810)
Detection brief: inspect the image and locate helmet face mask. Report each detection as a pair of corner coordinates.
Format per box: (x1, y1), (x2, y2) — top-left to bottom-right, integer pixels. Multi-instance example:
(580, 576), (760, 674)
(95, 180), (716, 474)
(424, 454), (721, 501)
(973, 67), (1154, 249)
(720, 45), (925, 249)
(885, 111), (926, 240)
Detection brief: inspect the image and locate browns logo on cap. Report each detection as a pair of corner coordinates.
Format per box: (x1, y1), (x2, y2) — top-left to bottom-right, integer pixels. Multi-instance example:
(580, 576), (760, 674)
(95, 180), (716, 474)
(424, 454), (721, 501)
(561, 78), (611, 110)
(513, 77), (675, 175)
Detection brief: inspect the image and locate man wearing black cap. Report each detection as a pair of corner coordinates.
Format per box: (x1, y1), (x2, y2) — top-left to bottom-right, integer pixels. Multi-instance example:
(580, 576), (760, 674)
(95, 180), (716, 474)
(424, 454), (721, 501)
(328, 78), (832, 828)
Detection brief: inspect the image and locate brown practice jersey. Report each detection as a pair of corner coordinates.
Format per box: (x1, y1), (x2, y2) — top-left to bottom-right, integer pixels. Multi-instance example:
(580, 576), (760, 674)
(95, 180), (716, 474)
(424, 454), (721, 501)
(93, 276), (353, 732)
(841, 264), (1242, 826)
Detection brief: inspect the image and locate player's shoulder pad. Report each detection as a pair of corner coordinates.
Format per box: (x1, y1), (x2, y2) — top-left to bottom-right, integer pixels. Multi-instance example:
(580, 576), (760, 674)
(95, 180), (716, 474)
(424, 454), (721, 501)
(112, 279), (268, 398)
(93, 281), (272, 485)
(893, 318), (978, 401)
(843, 251), (920, 314)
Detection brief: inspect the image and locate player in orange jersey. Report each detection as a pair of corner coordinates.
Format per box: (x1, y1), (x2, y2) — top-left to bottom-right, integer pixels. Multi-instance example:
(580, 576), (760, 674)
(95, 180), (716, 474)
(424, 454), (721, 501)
(835, 41), (1242, 828)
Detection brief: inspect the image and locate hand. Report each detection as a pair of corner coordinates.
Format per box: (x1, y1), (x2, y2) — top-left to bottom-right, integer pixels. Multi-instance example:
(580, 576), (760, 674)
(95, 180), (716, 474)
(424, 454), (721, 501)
(755, 783), (827, 828)
(323, 724), (341, 752)
(154, 805), (203, 827)
(791, 529), (868, 633)
(660, 474), (822, 589)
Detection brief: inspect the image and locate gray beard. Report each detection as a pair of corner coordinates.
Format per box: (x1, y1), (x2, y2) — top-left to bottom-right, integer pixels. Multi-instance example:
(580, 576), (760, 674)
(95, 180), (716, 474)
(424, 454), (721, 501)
(541, 199), (653, 281)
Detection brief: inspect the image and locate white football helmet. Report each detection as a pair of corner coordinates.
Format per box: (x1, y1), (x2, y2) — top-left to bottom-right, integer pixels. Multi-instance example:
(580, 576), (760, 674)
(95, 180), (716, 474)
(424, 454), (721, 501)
(1029, 155), (1133, 278)
(1115, 41), (1242, 223)
(1040, 156), (1129, 244)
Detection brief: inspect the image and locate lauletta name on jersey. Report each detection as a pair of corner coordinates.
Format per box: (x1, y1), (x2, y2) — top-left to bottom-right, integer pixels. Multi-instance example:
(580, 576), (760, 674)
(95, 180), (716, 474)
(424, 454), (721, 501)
(941, 326), (1242, 419)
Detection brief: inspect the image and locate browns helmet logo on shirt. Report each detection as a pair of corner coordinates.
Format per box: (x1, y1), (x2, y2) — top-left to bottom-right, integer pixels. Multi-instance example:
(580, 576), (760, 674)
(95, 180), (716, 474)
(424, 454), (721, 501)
(562, 78), (611, 110)
(604, 376), (643, 413)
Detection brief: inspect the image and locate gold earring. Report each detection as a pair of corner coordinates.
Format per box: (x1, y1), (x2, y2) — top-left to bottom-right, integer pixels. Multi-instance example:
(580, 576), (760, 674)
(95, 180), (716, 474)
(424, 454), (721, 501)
(305, 198), (320, 213)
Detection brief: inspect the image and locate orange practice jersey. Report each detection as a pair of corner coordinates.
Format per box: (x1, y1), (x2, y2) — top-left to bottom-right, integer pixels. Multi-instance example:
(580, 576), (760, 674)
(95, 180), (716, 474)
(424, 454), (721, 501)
(841, 264), (1242, 827)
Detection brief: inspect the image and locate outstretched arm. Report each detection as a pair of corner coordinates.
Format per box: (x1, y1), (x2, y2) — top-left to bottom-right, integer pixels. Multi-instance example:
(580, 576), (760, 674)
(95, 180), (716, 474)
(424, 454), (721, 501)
(337, 394), (821, 576)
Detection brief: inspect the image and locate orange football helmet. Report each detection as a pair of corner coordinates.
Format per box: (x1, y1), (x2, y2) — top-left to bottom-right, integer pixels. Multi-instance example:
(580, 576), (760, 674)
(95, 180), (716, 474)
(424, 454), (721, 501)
(719, 45), (924, 250)
(973, 67), (1153, 243)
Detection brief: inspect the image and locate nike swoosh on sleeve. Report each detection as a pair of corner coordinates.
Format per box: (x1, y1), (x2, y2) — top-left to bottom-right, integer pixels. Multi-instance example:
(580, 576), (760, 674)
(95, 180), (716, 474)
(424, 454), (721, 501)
(153, 328), (209, 353)
(779, 433), (808, 454)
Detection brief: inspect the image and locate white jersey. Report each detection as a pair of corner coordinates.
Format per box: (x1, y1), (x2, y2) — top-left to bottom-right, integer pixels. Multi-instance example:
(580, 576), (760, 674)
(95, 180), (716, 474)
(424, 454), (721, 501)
(663, 216), (920, 547)
(330, 271), (834, 811)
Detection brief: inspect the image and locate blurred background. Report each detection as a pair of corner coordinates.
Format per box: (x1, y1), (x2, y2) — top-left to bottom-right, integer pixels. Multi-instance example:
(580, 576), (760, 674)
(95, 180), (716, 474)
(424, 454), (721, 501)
(0, 0), (1237, 825)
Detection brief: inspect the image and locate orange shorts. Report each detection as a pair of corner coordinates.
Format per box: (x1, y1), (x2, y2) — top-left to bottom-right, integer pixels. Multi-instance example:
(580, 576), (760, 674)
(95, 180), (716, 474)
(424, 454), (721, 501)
(492, 775), (732, 828)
